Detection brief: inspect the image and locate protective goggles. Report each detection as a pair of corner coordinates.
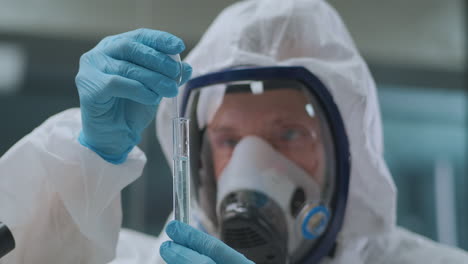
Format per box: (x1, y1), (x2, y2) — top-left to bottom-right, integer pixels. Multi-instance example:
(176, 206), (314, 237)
(180, 66), (350, 264)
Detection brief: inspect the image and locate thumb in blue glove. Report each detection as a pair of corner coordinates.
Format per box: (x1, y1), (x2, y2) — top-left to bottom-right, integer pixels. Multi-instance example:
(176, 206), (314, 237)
(160, 220), (255, 264)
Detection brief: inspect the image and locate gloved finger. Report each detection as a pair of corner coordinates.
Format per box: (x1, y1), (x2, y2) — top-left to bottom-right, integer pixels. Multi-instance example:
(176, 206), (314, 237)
(165, 220), (254, 264)
(75, 62), (161, 105)
(115, 28), (185, 55)
(160, 241), (216, 264)
(179, 62), (193, 86)
(78, 71), (160, 106)
(98, 73), (161, 105)
(103, 38), (181, 80)
(101, 57), (178, 98)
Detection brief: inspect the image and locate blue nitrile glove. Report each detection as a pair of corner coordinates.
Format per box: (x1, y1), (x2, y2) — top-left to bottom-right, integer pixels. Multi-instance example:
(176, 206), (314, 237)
(76, 28), (192, 164)
(160, 220), (255, 264)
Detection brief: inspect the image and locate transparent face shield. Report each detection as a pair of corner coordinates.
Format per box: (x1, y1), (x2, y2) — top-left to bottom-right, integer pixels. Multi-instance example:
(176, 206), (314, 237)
(183, 78), (342, 264)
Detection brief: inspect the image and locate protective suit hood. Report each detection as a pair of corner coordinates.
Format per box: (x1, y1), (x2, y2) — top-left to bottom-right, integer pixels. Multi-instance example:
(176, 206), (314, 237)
(157, 0), (396, 260)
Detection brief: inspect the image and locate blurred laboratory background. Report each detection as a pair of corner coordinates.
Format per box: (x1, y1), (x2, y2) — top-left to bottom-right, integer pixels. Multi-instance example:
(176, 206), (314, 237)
(0, 0), (466, 250)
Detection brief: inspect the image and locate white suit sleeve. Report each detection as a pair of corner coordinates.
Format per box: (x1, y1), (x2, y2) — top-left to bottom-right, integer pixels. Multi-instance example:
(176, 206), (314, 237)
(110, 213), (175, 264)
(109, 228), (168, 264)
(0, 108), (146, 264)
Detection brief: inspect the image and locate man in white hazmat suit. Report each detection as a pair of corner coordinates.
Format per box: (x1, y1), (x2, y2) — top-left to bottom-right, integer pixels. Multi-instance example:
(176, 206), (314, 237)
(1, 0), (467, 263)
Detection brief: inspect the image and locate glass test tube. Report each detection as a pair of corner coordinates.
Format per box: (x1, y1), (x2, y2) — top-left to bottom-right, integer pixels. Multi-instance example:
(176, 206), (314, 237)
(172, 117), (190, 224)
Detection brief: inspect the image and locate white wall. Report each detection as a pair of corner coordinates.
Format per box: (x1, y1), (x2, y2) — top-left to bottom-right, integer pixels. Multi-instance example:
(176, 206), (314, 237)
(0, 0), (237, 41)
(0, 0), (464, 71)
(328, 0), (465, 72)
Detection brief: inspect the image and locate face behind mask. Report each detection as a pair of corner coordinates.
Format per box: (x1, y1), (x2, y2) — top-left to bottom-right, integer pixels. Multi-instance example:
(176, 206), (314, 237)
(216, 136), (330, 264)
(181, 67), (350, 264)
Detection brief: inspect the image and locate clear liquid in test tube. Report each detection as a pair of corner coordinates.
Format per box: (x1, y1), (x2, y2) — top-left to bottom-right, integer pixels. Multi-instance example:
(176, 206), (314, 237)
(169, 54), (191, 225)
(172, 117), (190, 224)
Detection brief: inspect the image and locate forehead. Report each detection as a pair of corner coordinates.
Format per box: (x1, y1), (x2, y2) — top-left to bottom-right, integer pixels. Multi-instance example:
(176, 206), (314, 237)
(215, 88), (308, 115)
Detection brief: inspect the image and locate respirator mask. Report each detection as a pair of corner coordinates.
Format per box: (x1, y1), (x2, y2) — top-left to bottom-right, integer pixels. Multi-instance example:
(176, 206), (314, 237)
(181, 67), (350, 264)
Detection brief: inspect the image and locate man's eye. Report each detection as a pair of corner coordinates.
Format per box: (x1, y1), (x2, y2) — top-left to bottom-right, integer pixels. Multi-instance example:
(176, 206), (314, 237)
(280, 129), (301, 141)
(213, 135), (239, 148)
(221, 138), (239, 147)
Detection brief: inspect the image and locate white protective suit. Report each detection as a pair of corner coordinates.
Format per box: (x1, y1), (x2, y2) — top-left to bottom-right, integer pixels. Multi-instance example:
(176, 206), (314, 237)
(1, 0), (467, 263)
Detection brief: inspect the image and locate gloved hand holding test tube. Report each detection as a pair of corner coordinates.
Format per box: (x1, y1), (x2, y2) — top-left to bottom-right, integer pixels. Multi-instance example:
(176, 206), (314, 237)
(169, 54), (191, 225)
